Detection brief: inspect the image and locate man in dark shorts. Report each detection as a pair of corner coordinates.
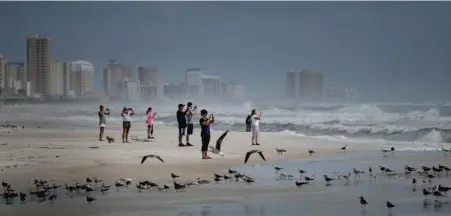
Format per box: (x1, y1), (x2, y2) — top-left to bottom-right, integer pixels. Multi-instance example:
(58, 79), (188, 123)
(176, 104), (187, 147)
(184, 102), (197, 147)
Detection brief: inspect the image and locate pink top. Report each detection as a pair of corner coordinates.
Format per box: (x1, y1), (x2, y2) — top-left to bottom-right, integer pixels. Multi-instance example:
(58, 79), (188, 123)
(146, 112), (154, 125)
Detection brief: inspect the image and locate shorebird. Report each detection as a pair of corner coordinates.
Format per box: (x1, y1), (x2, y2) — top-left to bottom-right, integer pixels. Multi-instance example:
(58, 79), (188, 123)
(173, 182), (186, 192)
(213, 173), (223, 179)
(171, 173), (180, 179)
(308, 150), (316, 156)
(437, 185), (451, 196)
(299, 169), (306, 175)
(48, 194), (57, 204)
(295, 181), (308, 187)
(275, 148), (287, 155)
(273, 165), (283, 172)
(228, 169), (237, 174)
(340, 145), (348, 152)
(441, 147), (450, 156)
(158, 184), (170, 191)
(390, 147), (395, 153)
(353, 168), (365, 178)
(433, 190), (444, 202)
(244, 150), (266, 164)
(412, 178), (417, 188)
(141, 154), (164, 164)
(209, 130), (228, 156)
(323, 175), (335, 185)
(422, 189), (432, 200)
(368, 167), (372, 176)
(100, 185), (111, 195)
(359, 196), (368, 211)
(381, 149), (391, 155)
(86, 195), (96, 203)
(386, 201), (395, 213)
(19, 192), (27, 204)
(304, 176), (315, 182)
(115, 181), (125, 192)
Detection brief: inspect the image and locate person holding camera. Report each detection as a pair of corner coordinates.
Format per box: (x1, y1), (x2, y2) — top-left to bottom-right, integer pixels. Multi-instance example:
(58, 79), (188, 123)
(121, 107), (135, 143)
(146, 107), (156, 139)
(98, 105), (111, 141)
(184, 102), (197, 147)
(199, 109), (214, 159)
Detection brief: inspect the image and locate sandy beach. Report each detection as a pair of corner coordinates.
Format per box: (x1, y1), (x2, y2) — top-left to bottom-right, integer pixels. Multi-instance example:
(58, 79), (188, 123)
(0, 124), (349, 190)
(1, 123), (451, 216)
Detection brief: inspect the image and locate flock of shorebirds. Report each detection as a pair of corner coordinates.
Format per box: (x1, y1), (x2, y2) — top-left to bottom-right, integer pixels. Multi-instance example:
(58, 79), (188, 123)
(2, 123), (451, 214)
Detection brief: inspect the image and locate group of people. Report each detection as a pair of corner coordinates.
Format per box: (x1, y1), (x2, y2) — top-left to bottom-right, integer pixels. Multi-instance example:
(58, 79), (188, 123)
(96, 103), (262, 159)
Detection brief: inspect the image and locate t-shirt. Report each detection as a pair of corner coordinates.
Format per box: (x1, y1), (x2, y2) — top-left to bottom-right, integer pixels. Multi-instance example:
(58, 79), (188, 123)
(122, 111), (132, 122)
(146, 112), (154, 125)
(251, 114), (260, 126)
(185, 108), (194, 125)
(177, 110), (187, 127)
(199, 117), (211, 136)
(98, 110), (110, 125)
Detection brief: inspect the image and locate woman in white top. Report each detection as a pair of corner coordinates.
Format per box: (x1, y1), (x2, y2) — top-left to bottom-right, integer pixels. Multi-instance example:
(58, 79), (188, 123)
(121, 107), (135, 143)
(250, 109), (261, 145)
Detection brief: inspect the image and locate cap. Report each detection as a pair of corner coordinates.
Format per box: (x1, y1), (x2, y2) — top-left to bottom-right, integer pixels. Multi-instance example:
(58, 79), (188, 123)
(178, 104), (185, 108)
(187, 102), (193, 107)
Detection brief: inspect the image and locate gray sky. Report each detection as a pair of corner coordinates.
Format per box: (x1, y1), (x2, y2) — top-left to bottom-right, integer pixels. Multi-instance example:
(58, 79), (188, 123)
(0, 1), (450, 101)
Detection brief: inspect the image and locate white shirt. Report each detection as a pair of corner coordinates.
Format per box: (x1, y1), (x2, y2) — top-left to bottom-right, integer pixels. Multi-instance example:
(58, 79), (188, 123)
(251, 114), (260, 126)
(122, 111), (132, 122)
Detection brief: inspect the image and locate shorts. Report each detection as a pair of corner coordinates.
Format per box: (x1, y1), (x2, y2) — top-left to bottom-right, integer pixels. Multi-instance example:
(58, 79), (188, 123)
(123, 121), (131, 129)
(251, 125), (259, 139)
(178, 127), (186, 137)
(245, 124), (251, 132)
(187, 124), (194, 135)
(99, 123), (106, 128)
(201, 134), (211, 152)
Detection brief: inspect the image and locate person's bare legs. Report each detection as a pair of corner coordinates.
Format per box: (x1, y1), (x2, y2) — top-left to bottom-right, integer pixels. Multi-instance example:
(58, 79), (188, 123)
(99, 127), (104, 141)
(125, 127), (131, 143)
(122, 127), (126, 143)
(147, 125), (151, 139)
(150, 124), (154, 138)
(186, 134), (190, 145)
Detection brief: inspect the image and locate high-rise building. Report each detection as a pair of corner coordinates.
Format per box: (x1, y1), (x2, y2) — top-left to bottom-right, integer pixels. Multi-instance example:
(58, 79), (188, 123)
(138, 66), (163, 99)
(122, 79), (140, 101)
(71, 60), (94, 96)
(202, 75), (220, 97)
(286, 69), (299, 98)
(163, 83), (183, 98)
(27, 34), (52, 96)
(298, 70), (324, 101)
(62, 61), (71, 95)
(6, 62), (25, 85)
(48, 60), (65, 96)
(103, 60), (132, 99)
(185, 68), (204, 98)
(0, 55), (7, 90)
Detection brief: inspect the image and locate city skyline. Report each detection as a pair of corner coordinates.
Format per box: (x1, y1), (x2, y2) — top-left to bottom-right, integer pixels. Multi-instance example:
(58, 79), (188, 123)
(1, 2), (451, 101)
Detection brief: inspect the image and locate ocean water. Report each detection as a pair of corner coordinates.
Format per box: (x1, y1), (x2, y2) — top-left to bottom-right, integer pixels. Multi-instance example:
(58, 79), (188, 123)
(1, 101), (451, 149)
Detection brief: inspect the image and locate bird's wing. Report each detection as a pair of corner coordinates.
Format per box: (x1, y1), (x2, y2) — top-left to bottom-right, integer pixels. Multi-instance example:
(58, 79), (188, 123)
(215, 130), (229, 151)
(157, 156), (164, 163)
(140, 156), (148, 164)
(244, 151), (252, 164)
(258, 151), (266, 161)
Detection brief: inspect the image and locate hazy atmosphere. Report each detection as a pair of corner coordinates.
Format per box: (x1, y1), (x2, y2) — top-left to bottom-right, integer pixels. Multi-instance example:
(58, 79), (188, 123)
(1, 1), (451, 101)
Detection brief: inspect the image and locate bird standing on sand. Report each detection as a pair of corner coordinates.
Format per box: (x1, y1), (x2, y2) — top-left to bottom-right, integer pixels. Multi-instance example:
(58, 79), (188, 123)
(340, 145), (348, 152)
(86, 195), (96, 203)
(209, 130), (228, 156)
(422, 189), (431, 201)
(412, 178), (417, 189)
(324, 175), (335, 185)
(228, 169), (237, 174)
(308, 150), (316, 156)
(353, 168), (365, 178)
(276, 148), (287, 156)
(171, 173), (180, 179)
(244, 150), (266, 164)
(273, 165), (283, 173)
(359, 196), (368, 211)
(140, 154), (164, 164)
(295, 181), (308, 187)
(386, 201), (395, 213)
(433, 190), (444, 202)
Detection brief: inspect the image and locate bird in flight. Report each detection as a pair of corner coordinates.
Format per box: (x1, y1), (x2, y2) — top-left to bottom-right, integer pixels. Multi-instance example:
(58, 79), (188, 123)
(209, 130), (229, 156)
(140, 154), (164, 164)
(244, 150), (266, 164)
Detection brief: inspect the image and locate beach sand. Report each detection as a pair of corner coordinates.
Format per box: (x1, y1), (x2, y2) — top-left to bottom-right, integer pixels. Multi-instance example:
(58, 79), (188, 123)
(2, 124), (451, 216)
(0, 124), (347, 190)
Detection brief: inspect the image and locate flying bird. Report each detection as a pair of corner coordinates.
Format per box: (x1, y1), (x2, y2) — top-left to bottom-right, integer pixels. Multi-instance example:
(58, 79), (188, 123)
(244, 150), (266, 164)
(140, 154), (164, 164)
(209, 130), (229, 156)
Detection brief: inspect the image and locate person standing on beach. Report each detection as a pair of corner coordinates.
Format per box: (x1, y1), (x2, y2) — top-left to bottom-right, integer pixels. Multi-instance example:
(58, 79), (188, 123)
(199, 109), (214, 159)
(250, 109), (261, 145)
(245, 113), (252, 132)
(121, 107), (135, 143)
(146, 107), (156, 139)
(98, 105), (110, 141)
(176, 104), (187, 147)
(184, 102), (197, 147)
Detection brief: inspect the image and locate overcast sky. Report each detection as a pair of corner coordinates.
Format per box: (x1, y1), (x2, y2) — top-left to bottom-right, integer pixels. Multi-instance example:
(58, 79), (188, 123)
(0, 1), (450, 101)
